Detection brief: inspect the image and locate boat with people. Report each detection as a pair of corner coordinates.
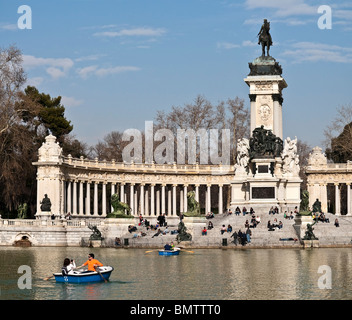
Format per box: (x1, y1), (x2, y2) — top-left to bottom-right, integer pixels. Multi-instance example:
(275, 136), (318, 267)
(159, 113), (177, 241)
(158, 247), (180, 256)
(53, 266), (114, 283)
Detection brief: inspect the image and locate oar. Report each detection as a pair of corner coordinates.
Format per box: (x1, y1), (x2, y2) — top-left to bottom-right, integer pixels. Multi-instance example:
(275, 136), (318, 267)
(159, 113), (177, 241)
(178, 248), (194, 253)
(145, 250), (156, 253)
(43, 275), (54, 281)
(96, 268), (107, 283)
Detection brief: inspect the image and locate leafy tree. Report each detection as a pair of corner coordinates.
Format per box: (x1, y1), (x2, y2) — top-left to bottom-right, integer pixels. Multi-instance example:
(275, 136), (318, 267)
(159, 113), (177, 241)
(24, 86), (73, 143)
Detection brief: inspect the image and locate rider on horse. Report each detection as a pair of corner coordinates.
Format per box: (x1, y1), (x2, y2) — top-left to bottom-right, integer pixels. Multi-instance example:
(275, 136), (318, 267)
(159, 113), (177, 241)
(257, 19), (273, 57)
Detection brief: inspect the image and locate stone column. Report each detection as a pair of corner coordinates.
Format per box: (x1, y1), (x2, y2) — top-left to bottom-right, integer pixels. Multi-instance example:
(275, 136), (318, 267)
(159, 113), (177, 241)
(150, 184), (155, 216)
(111, 183), (115, 213)
(86, 181), (91, 215)
(156, 188), (160, 216)
(120, 183), (125, 202)
(73, 181), (77, 215)
(173, 184), (177, 215)
(219, 184), (223, 214)
(94, 182), (98, 216)
(67, 181), (72, 214)
(347, 183), (351, 216)
(130, 184), (135, 215)
(184, 185), (188, 213)
(335, 183), (341, 216)
(167, 186), (172, 216)
(145, 187), (149, 215)
(161, 184), (166, 214)
(140, 184), (145, 216)
(79, 181), (84, 215)
(180, 190), (183, 213)
(195, 184), (199, 203)
(249, 94), (256, 136)
(102, 182), (107, 217)
(207, 184), (211, 214)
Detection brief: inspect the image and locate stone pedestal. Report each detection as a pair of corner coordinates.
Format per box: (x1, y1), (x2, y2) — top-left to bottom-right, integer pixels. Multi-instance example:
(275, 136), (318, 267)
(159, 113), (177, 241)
(90, 239), (102, 248)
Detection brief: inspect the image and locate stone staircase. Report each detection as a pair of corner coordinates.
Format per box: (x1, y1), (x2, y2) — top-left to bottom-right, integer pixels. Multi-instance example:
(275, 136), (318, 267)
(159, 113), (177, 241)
(114, 211), (352, 248)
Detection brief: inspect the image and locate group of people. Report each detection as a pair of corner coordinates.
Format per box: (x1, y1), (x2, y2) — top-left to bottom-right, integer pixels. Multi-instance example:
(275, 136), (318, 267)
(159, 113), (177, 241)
(62, 253), (103, 275)
(234, 207), (255, 216)
(267, 219), (283, 231)
(268, 206), (280, 215)
(220, 224), (233, 235)
(313, 212), (330, 223)
(230, 229), (251, 246)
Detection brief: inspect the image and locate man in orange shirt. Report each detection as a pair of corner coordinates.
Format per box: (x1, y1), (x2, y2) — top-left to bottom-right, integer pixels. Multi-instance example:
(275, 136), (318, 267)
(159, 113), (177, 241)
(77, 253), (103, 272)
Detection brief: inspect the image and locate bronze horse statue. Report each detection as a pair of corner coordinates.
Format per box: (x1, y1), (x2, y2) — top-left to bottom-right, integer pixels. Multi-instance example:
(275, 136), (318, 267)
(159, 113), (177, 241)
(257, 19), (273, 57)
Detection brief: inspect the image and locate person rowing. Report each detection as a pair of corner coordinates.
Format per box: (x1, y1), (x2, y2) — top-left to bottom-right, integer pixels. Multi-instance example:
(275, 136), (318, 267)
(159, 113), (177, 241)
(164, 243), (173, 251)
(76, 253), (103, 273)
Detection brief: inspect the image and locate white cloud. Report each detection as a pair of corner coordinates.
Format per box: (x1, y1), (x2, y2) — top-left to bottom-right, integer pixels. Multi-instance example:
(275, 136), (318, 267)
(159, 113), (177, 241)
(217, 42), (240, 49)
(93, 27), (166, 38)
(75, 54), (106, 62)
(245, 0), (316, 17)
(76, 65), (140, 79)
(22, 55), (74, 79)
(61, 96), (84, 108)
(0, 24), (18, 31)
(282, 42), (352, 63)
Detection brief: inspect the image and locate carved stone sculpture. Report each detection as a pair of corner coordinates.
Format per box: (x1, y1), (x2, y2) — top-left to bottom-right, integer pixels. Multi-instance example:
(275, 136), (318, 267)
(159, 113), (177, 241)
(107, 193), (131, 217)
(282, 137), (300, 175)
(40, 194), (51, 212)
(176, 221), (192, 242)
(183, 191), (201, 217)
(235, 138), (250, 174)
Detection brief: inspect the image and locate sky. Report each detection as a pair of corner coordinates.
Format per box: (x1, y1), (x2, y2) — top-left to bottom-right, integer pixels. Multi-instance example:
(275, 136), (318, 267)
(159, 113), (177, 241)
(1, 0), (352, 150)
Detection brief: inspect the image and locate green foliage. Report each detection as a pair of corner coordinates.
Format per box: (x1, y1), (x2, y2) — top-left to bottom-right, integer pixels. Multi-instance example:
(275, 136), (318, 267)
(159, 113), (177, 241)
(24, 86), (73, 141)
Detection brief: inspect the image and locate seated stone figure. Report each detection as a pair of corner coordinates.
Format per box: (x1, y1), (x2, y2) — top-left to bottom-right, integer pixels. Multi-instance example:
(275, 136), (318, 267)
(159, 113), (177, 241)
(40, 194), (51, 212)
(312, 198), (322, 213)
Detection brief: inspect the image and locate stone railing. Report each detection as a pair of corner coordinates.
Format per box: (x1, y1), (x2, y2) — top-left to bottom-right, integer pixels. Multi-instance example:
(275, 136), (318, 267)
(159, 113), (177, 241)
(61, 155), (233, 175)
(0, 218), (104, 228)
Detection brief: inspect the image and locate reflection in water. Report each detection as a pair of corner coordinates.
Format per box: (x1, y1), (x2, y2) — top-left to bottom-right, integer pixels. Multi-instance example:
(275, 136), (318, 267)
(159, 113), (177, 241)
(0, 247), (352, 300)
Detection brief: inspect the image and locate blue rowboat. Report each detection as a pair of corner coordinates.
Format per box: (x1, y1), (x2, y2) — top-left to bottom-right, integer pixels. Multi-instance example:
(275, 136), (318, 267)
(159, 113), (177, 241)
(158, 249), (180, 256)
(53, 266), (114, 284)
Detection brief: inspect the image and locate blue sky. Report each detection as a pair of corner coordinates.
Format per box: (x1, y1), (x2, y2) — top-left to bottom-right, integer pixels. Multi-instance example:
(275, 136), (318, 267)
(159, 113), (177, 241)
(1, 0), (352, 150)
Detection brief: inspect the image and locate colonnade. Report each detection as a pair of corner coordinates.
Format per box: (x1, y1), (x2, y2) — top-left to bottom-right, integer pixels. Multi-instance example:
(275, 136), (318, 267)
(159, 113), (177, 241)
(307, 182), (352, 216)
(63, 180), (226, 217)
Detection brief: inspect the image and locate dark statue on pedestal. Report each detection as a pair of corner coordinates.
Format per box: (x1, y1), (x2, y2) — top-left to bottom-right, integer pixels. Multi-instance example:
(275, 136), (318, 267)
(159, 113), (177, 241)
(40, 194), (51, 212)
(176, 221), (192, 242)
(257, 19), (272, 57)
(88, 224), (103, 241)
(249, 126), (283, 159)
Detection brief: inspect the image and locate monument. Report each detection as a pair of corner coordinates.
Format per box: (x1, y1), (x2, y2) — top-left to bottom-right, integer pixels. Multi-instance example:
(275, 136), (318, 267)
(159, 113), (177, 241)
(231, 19), (302, 214)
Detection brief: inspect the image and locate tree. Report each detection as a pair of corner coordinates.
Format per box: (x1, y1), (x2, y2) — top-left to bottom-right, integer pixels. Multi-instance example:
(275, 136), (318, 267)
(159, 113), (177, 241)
(324, 103), (352, 163)
(24, 86), (73, 143)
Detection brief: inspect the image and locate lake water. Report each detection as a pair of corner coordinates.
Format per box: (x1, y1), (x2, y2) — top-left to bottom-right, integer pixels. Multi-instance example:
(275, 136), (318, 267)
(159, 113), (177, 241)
(1, 246), (352, 300)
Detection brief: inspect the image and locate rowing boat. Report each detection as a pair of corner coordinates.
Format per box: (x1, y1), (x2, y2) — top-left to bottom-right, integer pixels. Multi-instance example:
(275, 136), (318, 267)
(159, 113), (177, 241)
(158, 249), (180, 256)
(53, 266), (114, 283)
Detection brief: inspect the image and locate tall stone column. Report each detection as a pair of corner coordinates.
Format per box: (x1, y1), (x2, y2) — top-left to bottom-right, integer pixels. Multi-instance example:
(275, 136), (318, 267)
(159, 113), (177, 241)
(150, 184), (155, 216)
(79, 181), (84, 215)
(67, 181), (72, 214)
(73, 181), (77, 215)
(156, 188), (160, 216)
(145, 187), (149, 215)
(130, 184), (135, 216)
(335, 183), (341, 216)
(219, 184), (223, 214)
(120, 183), (125, 202)
(102, 182), (107, 217)
(184, 185), (188, 213)
(168, 186), (172, 216)
(347, 183), (351, 216)
(140, 184), (145, 216)
(195, 184), (199, 203)
(94, 182), (98, 216)
(161, 184), (166, 214)
(86, 181), (91, 215)
(111, 183), (115, 213)
(207, 184), (211, 214)
(172, 184), (177, 215)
